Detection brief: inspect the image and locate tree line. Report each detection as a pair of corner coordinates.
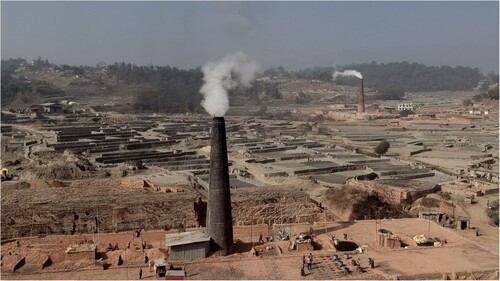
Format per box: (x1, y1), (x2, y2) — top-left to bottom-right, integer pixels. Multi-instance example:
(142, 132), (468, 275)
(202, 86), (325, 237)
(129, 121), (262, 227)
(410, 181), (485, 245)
(2, 57), (496, 112)
(264, 61), (490, 93)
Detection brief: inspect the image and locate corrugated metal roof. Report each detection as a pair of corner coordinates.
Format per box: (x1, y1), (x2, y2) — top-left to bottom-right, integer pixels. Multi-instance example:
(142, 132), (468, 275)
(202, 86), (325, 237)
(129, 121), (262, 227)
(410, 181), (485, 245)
(166, 270), (186, 277)
(165, 231), (210, 247)
(66, 244), (96, 253)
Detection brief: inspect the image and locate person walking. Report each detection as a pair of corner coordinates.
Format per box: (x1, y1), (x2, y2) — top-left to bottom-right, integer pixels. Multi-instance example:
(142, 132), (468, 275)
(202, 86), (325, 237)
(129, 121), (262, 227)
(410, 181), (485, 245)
(139, 268), (143, 279)
(259, 233), (265, 243)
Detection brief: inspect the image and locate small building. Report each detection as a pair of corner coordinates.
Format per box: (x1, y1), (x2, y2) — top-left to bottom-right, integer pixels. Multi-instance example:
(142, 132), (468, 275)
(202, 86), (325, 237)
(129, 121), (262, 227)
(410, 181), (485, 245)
(398, 103), (416, 111)
(468, 108), (489, 115)
(465, 195), (476, 204)
(28, 105), (44, 118)
(294, 233), (313, 251)
(39, 102), (63, 114)
(165, 231), (210, 260)
(419, 212), (446, 224)
(377, 228), (402, 248)
(154, 259), (167, 277)
(65, 244), (96, 266)
(456, 216), (470, 230)
(165, 270), (186, 280)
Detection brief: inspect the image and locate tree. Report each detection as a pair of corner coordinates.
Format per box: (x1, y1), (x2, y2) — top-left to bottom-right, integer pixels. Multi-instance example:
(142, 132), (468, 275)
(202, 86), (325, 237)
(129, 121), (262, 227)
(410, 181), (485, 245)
(374, 140), (390, 157)
(487, 72), (499, 84)
(463, 99), (473, 106)
(487, 86), (499, 100)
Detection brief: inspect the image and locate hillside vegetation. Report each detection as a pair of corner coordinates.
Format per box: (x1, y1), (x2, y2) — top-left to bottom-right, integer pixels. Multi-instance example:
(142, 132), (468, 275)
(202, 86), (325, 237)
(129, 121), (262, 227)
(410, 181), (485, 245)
(266, 62), (488, 92)
(2, 57), (495, 113)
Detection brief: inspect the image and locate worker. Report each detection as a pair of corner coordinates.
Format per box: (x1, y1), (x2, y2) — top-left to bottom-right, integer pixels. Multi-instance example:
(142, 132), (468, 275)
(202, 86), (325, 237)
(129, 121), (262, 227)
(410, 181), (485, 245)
(475, 227), (479, 237)
(305, 256), (311, 270)
(139, 268), (143, 279)
(369, 258), (375, 269)
(301, 265), (306, 277)
(259, 233), (264, 243)
(343, 233), (348, 240)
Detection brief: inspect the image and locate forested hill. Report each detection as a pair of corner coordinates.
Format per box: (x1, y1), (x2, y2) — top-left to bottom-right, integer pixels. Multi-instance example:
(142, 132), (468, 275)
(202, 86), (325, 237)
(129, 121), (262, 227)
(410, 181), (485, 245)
(340, 62), (484, 91)
(2, 57), (495, 112)
(266, 62), (489, 92)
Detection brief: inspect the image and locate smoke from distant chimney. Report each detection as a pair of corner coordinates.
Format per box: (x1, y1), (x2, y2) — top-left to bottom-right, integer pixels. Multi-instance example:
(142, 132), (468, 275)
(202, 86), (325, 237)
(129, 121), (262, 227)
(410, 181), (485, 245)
(333, 70), (363, 80)
(200, 52), (259, 117)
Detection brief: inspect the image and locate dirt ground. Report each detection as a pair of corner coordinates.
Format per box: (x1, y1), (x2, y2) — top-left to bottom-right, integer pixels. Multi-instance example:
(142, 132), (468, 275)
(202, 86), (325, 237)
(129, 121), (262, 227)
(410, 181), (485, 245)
(1, 86), (498, 280)
(1, 218), (498, 280)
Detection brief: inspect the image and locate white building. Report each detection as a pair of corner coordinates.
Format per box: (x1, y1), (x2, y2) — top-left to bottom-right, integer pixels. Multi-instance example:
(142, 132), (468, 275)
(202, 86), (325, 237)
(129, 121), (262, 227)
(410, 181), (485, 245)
(397, 103), (415, 111)
(469, 108), (489, 115)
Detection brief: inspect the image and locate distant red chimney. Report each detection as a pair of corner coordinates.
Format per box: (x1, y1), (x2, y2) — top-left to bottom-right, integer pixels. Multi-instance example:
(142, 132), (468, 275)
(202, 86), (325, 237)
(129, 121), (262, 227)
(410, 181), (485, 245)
(358, 79), (365, 113)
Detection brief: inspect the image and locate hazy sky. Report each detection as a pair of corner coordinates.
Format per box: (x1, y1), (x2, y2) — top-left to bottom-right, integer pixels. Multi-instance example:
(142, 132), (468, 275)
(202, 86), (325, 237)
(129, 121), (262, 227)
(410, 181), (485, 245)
(1, 1), (499, 73)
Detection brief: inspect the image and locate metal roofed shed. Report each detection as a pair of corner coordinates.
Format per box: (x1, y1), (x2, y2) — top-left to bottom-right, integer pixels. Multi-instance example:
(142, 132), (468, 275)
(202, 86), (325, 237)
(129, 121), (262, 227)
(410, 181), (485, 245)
(64, 244), (96, 265)
(165, 231), (210, 260)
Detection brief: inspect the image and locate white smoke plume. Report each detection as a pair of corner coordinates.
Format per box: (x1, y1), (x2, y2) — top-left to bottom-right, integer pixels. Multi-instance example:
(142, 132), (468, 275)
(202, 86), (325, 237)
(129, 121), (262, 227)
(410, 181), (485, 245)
(333, 70), (363, 80)
(200, 51), (259, 117)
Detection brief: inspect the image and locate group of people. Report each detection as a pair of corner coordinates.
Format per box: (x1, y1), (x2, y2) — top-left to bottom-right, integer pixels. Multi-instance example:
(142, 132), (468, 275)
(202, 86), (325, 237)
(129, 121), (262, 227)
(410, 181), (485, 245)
(301, 253), (314, 276)
(330, 232), (348, 241)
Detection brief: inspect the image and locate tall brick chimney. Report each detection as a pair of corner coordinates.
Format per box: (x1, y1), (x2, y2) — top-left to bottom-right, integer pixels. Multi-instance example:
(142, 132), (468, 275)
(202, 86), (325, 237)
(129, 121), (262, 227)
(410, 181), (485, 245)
(206, 117), (233, 256)
(358, 78), (365, 113)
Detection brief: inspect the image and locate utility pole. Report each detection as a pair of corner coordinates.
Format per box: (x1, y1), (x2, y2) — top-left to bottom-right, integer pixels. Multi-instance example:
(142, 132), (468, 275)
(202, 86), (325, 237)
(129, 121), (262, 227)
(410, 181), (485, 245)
(364, 216), (367, 245)
(126, 255), (129, 280)
(96, 209), (100, 248)
(324, 211), (327, 235)
(30, 210), (35, 237)
(250, 209), (255, 249)
(428, 217), (431, 237)
(280, 197), (284, 225)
